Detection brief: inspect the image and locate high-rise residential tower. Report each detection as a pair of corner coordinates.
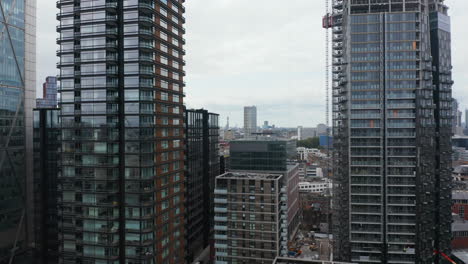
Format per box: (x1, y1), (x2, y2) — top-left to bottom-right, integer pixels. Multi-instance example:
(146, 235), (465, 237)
(36, 76), (58, 108)
(243, 105), (257, 137)
(0, 0), (36, 262)
(329, 0), (453, 263)
(56, 0), (186, 263)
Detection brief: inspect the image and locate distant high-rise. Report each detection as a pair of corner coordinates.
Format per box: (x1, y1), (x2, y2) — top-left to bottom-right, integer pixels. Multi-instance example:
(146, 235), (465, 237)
(184, 109), (220, 262)
(329, 0), (453, 262)
(465, 109), (468, 129)
(0, 0), (36, 262)
(243, 105), (257, 137)
(36, 76), (58, 108)
(56, 0), (186, 263)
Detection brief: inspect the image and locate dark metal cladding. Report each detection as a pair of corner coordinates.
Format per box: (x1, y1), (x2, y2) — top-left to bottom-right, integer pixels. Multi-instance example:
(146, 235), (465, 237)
(331, 0), (452, 263)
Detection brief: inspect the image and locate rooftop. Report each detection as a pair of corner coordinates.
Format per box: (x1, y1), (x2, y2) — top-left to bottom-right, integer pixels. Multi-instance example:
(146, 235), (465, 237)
(452, 250), (468, 264)
(273, 257), (352, 264)
(232, 137), (293, 142)
(216, 172), (283, 181)
(453, 191), (468, 200)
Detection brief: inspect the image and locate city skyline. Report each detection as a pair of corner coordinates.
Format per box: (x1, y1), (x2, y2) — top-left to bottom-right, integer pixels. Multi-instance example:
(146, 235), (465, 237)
(36, 0), (468, 127)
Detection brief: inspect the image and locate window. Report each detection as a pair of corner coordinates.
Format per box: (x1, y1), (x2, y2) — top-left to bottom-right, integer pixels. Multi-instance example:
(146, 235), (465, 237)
(161, 92), (169, 101)
(173, 140), (180, 148)
(161, 152), (169, 161)
(161, 188), (168, 198)
(161, 141), (169, 149)
(161, 56), (168, 65)
(173, 173), (180, 182)
(460, 206), (465, 218)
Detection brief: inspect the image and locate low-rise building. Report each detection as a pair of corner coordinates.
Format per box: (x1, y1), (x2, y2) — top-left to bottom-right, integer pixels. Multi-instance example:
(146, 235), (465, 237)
(453, 165), (468, 181)
(298, 179), (332, 194)
(453, 191), (468, 220)
(453, 214), (468, 249)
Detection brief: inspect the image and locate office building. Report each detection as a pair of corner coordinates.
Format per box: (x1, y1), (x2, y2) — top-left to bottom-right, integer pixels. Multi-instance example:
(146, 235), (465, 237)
(184, 109), (220, 262)
(56, 0), (186, 263)
(329, 0), (453, 262)
(273, 257), (352, 264)
(229, 139), (301, 243)
(0, 0), (36, 262)
(297, 124), (328, 140)
(36, 76), (58, 108)
(465, 110), (468, 129)
(243, 105), (257, 137)
(213, 172), (288, 263)
(453, 99), (463, 135)
(33, 108), (61, 263)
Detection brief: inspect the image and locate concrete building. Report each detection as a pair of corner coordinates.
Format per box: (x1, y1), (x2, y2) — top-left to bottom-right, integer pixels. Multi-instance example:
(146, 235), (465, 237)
(273, 257), (352, 264)
(36, 76), (58, 108)
(452, 214), (468, 250)
(56, 0), (187, 263)
(297, 124), (328, 140)
(453, 99), (463, 135)
(0, 0), (36, 262)
(453, 191), (468, 221)
(185, 109), (220, 262)
(298, 179), (332, 194)
(244, 105), (257, 137)
(229, 139), (301, 243)
(329, 0), (453, 262)
(298, 163), (324, 179)
(213, 172), (288, 263)
(453, 166), (468, 182)
(297, 147), (325, 161)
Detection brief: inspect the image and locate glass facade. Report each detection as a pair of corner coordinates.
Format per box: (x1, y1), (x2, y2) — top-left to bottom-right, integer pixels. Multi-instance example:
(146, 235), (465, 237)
(230, 140), (296, 172)
(33, 108), (61, 264)
(184, 109), (219, 262)
(332, 0), (452, 263)
(56, 0), (186, 263)
(36, 76), (58, 108)
(0, 0), (35, 262)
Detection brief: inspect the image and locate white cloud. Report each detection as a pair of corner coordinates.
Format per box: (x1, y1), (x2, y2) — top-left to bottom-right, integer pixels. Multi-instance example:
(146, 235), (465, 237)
(36, 0), (468, 127)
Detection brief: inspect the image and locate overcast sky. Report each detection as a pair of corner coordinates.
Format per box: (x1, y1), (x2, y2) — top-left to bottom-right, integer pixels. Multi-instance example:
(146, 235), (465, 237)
(37, 0), (468, 128)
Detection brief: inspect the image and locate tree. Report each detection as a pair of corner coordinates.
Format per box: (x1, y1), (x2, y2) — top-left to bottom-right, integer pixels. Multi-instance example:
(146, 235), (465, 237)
(297, 137), (320, 149)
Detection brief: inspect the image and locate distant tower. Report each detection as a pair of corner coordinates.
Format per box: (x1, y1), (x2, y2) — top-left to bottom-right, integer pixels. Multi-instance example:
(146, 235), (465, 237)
(226, 116), (230, 130)
(243, 106), (257, 137)
(465, 109), (468, 129)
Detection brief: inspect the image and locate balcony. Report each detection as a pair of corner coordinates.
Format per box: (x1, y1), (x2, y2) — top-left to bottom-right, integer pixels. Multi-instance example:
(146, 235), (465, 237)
(214, 189), (228, 194)
(214, 243), (228, 249)
(214, 207), (227, 213)
(214, 234), (227, 240)
(214, 216), (227, 222)
(214, 198), (227, 204)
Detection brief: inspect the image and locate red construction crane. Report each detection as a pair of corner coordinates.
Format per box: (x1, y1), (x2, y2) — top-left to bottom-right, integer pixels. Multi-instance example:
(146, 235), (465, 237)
(434, 250), (457, 264)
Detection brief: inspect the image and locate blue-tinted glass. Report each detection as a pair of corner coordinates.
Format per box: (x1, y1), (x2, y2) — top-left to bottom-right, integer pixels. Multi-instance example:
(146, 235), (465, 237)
(0, 0), (24, 28)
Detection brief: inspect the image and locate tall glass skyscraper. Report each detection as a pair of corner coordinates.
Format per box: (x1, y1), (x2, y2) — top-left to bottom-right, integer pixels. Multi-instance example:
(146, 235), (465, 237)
(330, 0), (452, 263)
(0, 0), (36, 262)
(57, 0), (186, 263)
